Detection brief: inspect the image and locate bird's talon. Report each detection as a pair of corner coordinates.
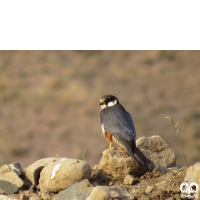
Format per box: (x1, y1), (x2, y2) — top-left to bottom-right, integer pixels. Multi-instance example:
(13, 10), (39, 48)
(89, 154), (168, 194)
(101, 147), (116, 155)
(108, 147), (115, 151)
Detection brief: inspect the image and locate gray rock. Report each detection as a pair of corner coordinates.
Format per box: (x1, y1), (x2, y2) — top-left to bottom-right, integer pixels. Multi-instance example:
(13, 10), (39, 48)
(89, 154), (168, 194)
(168, 167), (178, 171)
(87, 186), (134, 200)
(152, 166), (169, 177)
(156, 166), (169, 174)
(52, 179), (93, 200)
(26, 157), (61, 186)
(0, 165), (24, 194)
(39, 158), (92, 193)
(0, 180), (19, 195)
(0, 195), (20, 200)
(7, 163), (24, 178)
(136, 135), (176, 168)
(183, 162), (200, 199)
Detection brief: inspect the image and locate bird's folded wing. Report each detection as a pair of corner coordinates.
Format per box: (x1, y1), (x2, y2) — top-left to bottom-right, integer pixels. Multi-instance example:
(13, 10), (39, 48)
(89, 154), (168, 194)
(100, 107), (135, 141)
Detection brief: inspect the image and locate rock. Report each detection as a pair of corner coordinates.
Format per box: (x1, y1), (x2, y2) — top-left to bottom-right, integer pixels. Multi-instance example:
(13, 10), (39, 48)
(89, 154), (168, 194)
(0, 195), (20, 200)
(152, 166), (169, 177)
(92, 148), (153, 183)
(29, 194), (41, 200)
(39, 191), (51, 200)
(91, 182), (98, 187)
(183, 162), (200, 199)
(7, 163), (25, 178)
(52, 179), (93, 200)
(168, 167), (178, 170)
(19, 194), (29, 200)
(87, 186), (134, 200)
(0, 165), (25, 194)
(39, 158), (92, 193)
(136, 135), (176, 168)
(156, 166), (169, 173)
(0, 180), (19, 195)
(124, 175), (137, 185)
(145, 186), (154, 194)
(0, 165), (11, 175)
(26, 157), (61, 187)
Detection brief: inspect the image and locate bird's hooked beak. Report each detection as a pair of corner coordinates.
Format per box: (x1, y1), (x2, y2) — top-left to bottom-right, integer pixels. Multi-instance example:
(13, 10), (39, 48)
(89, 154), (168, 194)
(100, 98), (106, 106)
(100, 98), (107, 110)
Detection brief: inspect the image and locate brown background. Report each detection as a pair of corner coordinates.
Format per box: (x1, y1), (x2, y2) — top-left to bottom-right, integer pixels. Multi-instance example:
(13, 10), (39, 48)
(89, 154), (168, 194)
(0, 50), (199, 168)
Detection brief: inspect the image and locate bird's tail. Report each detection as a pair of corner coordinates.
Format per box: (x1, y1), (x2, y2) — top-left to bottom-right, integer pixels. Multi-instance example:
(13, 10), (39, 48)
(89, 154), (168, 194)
(124, 141), (145, 164)
(126, 147), (145, 164)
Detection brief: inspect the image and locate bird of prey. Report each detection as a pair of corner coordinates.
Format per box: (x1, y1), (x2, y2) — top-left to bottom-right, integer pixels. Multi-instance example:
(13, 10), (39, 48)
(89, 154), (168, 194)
(99, 94), (144, 164)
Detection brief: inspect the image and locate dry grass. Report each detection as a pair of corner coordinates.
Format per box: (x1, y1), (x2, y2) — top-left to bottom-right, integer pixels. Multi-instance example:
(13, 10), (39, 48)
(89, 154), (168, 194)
(0, 50), (200, 167)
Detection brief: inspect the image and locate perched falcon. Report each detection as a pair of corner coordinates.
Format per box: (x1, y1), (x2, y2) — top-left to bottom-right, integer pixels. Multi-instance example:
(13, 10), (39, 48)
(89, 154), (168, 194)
(99, 94), (144, 164)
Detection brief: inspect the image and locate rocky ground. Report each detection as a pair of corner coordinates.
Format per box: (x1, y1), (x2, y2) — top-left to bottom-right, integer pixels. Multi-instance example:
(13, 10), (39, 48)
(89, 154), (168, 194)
(0, 136), (199, 200)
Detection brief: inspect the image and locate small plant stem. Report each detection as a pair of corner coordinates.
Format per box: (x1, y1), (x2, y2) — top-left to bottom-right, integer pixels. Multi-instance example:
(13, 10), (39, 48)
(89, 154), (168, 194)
(82, 148), (86, 160)
(166, 116), (188, 167)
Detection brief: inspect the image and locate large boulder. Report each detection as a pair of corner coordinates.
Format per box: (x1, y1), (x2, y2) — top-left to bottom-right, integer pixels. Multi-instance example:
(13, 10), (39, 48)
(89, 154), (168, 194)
(39, 158), (92, 193)
(91, 147), (154, 183)
(136, 135), (176, 168)
(26, 157), (61, 186)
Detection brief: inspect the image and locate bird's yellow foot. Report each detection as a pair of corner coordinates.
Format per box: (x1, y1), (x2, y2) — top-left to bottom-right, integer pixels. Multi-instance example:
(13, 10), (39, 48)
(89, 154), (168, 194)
(101, 142), (116, 154)
(107, 142), (115, 151)
(101, 147), (116, 155)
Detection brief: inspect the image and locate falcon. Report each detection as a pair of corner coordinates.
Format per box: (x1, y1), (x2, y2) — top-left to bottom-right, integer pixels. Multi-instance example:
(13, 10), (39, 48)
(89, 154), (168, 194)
(99, 94), (144, 164)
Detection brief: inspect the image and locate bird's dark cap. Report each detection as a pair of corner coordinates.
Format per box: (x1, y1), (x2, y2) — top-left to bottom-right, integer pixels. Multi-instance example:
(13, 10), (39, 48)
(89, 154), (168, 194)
(100, 94), (119, 105)
(100, 94), (117, 100)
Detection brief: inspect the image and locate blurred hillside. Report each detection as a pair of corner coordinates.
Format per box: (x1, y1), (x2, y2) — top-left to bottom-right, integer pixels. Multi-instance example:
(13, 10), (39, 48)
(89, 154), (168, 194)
(0, 50), (200, 168)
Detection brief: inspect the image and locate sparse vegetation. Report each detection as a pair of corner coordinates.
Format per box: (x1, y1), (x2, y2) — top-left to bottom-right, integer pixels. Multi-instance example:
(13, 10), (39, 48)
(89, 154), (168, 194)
(166, 116), (188, 167)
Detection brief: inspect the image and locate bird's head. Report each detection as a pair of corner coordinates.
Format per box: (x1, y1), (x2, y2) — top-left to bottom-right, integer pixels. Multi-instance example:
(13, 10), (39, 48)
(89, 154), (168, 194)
(100, 94), (119, 110)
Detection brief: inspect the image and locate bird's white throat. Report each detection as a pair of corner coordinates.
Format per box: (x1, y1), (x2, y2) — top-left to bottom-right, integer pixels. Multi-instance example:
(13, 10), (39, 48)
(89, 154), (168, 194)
(101, 104), (107, 110)
(108, 99), (117, 107)
(101, 99), (117, 110)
